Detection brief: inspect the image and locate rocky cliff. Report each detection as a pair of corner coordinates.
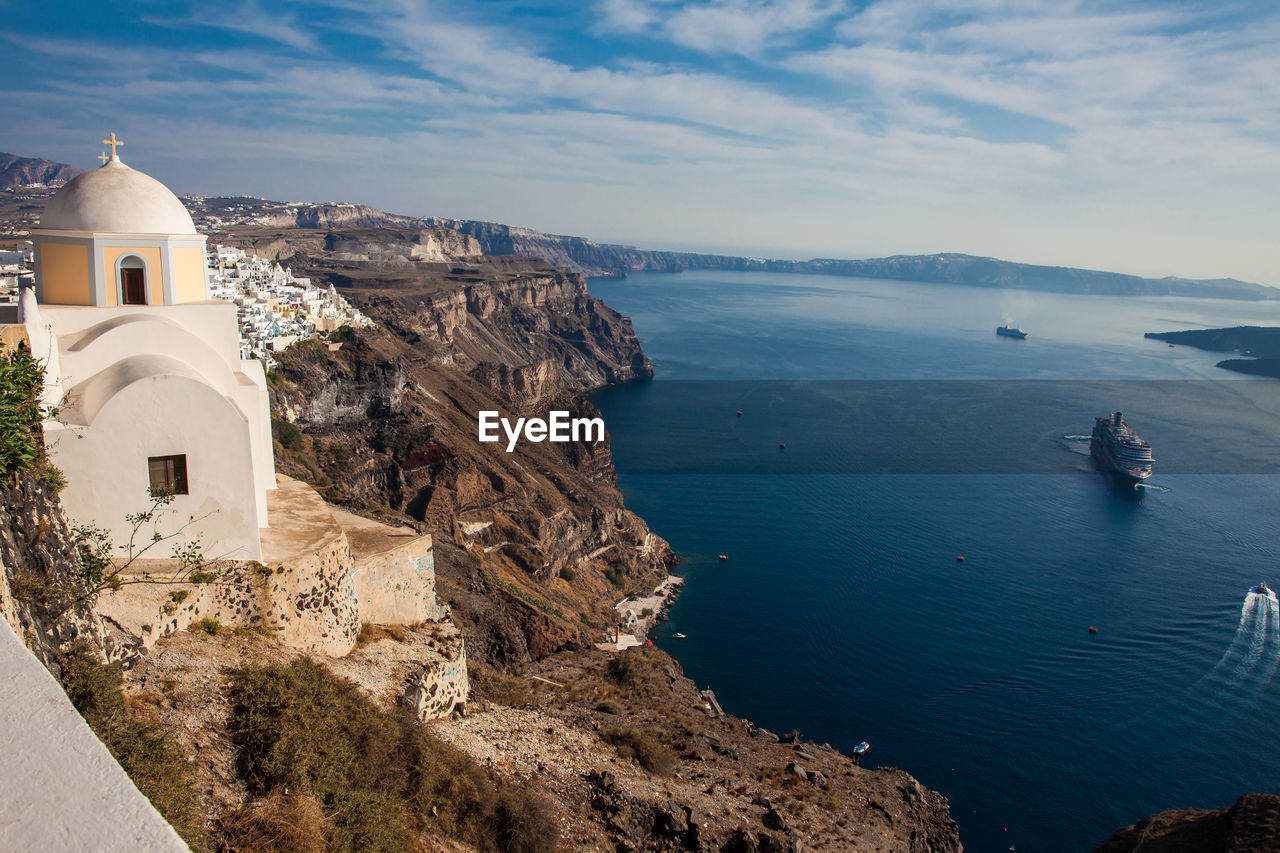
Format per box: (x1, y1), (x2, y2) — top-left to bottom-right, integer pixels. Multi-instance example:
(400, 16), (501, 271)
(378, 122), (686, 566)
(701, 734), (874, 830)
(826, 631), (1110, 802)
(1094, 793), (1280, 852)
(257, 241), (667, 664)
(0, 471), (109, 670)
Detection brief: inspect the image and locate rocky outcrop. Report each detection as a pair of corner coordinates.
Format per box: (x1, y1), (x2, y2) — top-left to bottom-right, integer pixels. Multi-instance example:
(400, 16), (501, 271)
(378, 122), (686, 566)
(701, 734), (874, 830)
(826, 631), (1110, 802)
(1094, 793), (1280, 852)
(0, 471), (110, 670)
(257, 202), (425, 230)
(324, 228), (480, 264)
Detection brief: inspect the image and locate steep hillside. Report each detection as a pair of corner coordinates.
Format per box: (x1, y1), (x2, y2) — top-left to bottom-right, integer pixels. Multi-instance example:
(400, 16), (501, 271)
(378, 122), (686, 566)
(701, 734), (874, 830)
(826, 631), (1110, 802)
(258, 245), (667, 663)
(0, 152), (83, 189)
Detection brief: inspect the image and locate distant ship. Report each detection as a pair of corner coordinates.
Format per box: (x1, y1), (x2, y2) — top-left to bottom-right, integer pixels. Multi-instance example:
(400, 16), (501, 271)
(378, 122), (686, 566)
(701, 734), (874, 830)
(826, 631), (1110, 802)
(996, 325), (1027, 339)
(1091, 412), (1154, 481)
(1251, 582), (1270, 596)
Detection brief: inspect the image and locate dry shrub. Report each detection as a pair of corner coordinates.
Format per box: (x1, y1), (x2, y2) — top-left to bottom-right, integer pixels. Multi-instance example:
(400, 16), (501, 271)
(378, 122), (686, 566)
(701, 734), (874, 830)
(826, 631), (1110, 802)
(606, 645), (673, 698)
(484, 785), (559, 853)
(220, 793), (327, 853)
(356, 623), (409, 646)
(469, 659), (534, 707)
(228, 657), (559, 851)
(603, 726), (678, 776)
(56, 643), (209, 851)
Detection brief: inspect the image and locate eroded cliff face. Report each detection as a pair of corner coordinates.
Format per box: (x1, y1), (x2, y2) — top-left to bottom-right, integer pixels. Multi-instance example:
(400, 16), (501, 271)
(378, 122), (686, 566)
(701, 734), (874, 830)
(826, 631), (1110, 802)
(0, 471), (110, 669)
(324, 228), (481, 264)
(266, 251), (667, 663)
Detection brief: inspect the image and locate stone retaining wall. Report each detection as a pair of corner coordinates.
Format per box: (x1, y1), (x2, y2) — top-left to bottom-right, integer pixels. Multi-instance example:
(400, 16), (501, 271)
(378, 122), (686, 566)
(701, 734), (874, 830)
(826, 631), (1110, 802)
(403, 638), (469, 719)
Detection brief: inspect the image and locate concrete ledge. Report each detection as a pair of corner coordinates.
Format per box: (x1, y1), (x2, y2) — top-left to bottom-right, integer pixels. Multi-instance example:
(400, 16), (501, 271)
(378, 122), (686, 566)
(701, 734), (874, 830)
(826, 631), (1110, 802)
(0, 618), (189, 852)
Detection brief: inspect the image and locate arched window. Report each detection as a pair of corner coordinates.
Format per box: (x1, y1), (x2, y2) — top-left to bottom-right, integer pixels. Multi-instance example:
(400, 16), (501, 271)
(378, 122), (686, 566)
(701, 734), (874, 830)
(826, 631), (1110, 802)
(119, 255), (147, 305)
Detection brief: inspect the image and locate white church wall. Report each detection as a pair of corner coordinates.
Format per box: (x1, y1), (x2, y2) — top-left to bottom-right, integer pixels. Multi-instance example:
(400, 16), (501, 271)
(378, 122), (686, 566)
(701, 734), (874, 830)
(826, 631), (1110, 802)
(47, 374), (264, 562)
(233, 356), (276, 527)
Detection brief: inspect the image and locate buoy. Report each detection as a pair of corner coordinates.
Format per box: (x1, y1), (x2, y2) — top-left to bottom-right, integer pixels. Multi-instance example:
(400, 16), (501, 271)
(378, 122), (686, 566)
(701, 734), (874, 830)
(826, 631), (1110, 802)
(956, 556), (965, 562)
(1088, 626), (1099, 634)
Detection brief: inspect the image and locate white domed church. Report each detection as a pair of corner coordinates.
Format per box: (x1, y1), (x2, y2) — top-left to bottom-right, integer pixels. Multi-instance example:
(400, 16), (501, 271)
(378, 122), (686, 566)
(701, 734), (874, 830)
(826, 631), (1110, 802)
(24, 137), (275, 561)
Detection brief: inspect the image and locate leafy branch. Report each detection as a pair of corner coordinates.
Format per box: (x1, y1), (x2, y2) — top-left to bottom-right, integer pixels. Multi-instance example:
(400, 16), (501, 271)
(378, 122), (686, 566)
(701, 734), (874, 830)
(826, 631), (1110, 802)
(54, 488), (220, 619)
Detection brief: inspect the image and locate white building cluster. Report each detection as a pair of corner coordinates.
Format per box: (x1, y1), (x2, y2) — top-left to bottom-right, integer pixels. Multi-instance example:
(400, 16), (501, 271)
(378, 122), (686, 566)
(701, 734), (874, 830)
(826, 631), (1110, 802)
(205, 244), (372, 364)
(0, 248), (34, 311)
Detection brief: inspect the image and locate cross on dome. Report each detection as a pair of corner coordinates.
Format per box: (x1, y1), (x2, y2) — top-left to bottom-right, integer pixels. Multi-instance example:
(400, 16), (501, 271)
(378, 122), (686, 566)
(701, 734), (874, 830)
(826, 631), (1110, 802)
(97, 152), (108, 165)
(102, 132), (123, 159)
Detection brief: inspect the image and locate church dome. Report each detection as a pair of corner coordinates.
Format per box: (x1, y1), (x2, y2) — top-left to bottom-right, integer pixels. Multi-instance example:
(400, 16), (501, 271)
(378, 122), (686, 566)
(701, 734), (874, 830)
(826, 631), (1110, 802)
(40, 156), (196, 235)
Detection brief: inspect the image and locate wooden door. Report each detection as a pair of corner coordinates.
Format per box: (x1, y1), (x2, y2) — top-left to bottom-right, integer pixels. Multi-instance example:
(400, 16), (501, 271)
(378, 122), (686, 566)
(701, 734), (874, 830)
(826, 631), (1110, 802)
(121, 268), (146, 305)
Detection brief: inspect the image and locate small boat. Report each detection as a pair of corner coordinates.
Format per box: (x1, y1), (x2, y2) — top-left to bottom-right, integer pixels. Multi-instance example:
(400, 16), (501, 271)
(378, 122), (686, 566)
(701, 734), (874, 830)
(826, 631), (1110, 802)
(779, 443), (786, 449)
(737, 410), (743, 416)
(851, 741), (870, 755)
(996, 325), (1028, 339)
(1088, 626), (1099, 634)
(1252, 582), (1270, 595)
(956, 555), (965, 562)
(672, 632), (687, 639)
(718, 554), (729, 561)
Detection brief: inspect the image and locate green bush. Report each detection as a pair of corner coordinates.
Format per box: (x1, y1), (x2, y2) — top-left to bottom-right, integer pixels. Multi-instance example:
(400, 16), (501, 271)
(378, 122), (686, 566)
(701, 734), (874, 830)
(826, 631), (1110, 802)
(604, 566), (626, 590)
(272, 417), (304, 451)
(41, 464), (66, 494)
(558, 566), (577, 582)
(56, 644), (208, 850)
(190, 617), (221, 635)
(0, 348), (48, 476)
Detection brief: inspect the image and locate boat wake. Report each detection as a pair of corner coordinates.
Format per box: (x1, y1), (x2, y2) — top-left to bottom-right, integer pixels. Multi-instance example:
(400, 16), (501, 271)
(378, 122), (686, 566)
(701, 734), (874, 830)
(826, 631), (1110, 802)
(1062, 435), (1091, 441)
(1134, 483), (1171, 493)
(1190, 589), (1280, 715)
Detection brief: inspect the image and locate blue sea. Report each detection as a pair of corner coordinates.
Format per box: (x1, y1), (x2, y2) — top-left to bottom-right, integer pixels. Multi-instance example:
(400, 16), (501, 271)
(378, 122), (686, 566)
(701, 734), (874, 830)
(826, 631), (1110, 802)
(588, 270), (1280, 852)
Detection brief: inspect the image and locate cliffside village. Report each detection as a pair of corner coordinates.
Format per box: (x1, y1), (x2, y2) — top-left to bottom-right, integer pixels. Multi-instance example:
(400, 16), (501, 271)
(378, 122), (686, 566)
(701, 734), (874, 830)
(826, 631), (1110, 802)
(0, 240), (372, 365)
(206, 244), (373, 363)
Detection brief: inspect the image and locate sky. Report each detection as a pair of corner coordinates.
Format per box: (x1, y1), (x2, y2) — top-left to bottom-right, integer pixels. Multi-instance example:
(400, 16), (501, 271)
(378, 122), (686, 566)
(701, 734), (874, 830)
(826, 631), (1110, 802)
(3, 0), (1279, 284)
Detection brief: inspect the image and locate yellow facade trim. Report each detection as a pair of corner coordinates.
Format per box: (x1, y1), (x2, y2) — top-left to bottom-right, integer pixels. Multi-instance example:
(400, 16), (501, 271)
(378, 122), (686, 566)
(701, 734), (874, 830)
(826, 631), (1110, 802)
(38, 242), (92, 305)
(172, 246), (208, 304)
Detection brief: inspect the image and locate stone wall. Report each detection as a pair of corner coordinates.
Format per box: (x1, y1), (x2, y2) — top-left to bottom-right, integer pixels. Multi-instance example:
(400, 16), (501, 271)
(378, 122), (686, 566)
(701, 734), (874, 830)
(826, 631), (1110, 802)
(95, 479), (453, 660)
(403, 637), (469, 719)
(353, 545), (442, 625)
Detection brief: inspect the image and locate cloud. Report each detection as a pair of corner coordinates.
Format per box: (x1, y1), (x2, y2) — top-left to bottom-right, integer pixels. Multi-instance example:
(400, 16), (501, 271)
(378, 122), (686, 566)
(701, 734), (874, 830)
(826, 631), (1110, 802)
(596, 0), (847, 54)
(5, 0), (1280, 283)
(141, 1), (319, 52)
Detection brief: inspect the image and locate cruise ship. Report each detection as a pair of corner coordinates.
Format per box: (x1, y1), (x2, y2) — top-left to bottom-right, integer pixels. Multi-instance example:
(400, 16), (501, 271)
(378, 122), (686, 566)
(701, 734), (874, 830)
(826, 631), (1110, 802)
(1091, 412), (1154, 481)
(996, 325), (1027, 339)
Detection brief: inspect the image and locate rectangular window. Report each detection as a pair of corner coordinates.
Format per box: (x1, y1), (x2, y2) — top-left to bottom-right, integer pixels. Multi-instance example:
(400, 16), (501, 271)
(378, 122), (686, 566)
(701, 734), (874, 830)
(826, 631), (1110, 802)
(147, 454), (189, 495)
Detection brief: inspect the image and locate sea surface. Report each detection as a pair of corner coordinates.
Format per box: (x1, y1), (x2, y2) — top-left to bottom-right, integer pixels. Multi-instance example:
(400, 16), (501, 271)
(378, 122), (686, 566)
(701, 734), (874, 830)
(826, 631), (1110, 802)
(588, 270), (1280, 852)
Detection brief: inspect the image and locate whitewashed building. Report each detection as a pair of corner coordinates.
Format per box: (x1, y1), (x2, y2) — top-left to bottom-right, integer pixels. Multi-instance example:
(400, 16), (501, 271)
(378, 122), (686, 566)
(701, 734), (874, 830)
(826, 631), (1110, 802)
(22, 141), (275, 561)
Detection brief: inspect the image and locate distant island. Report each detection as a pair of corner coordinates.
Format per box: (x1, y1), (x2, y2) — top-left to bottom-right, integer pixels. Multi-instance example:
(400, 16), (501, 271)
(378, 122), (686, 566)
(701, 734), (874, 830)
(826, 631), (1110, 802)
(432, 220), (1278, 301)
(1145, 326), (1280, 378)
